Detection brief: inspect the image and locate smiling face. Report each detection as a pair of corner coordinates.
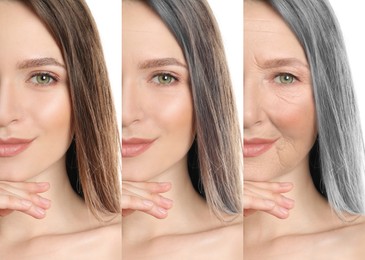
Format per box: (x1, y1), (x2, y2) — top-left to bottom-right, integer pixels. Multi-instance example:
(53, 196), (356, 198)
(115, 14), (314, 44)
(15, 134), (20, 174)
(0, 1), (72, 181)
(244, 0), (317, 181)
(122, 1), (194, 181)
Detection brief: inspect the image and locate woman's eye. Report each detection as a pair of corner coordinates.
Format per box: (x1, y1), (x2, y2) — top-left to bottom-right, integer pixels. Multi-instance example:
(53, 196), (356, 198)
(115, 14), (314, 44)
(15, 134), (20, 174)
(274, 73), (296, 84)
(152, 73), (176, 85)
(30, 73), (56, 85)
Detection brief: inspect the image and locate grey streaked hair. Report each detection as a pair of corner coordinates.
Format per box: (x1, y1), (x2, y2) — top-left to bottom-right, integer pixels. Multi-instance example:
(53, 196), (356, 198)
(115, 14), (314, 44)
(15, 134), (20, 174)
(268, 0), (365, 214)
(145, 0), (243, 217)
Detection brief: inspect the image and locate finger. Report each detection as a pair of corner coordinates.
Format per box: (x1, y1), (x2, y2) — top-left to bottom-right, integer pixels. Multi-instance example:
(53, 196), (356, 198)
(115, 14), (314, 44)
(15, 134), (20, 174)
(21, 204), (47, 219)
(28, 194), (52, 210)
(122, 189), (173, 209)
(244, 195), (276, 211)
(1, 182), (50, 194)
(0, 196), (32, 216)
(264, 205), (291, 219)
(245, 181), (293, 193)
(121, 195), (154, 211)
(121, 195), (171, 219)
(123, 181), (172, 194)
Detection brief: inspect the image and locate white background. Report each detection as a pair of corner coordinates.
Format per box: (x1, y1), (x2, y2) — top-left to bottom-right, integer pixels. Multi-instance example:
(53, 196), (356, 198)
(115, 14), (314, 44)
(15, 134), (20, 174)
(84, 0), (122, 133)
(207, 0), (244, 135)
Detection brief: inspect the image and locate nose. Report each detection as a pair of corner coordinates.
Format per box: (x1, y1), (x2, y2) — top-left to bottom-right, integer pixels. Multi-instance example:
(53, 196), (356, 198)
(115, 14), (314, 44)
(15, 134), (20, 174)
(122, 78), (144, 127)
(0, 80), (22, 127)
(244, 78), (264, 129)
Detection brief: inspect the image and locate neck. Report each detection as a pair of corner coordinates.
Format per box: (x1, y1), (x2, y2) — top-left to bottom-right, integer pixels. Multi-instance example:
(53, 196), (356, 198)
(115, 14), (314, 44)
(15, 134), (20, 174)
(244, 159), (340, 245)
(0, 157), (95, 242)
(122, 158), (221, 242)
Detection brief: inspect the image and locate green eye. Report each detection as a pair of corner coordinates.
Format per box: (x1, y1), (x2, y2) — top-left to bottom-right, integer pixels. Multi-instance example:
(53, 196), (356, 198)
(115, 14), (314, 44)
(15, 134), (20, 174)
(30, 73), (55, 85)
(274, 74), (296, 84)
(152, 73), (176, 85)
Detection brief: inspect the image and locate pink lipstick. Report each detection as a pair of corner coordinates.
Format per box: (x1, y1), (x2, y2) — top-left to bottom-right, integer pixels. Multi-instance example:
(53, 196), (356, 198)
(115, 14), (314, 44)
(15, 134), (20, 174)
(122, 138), (155, 158)
(244, 138), (276, 157)
(0, 138), (34, 157)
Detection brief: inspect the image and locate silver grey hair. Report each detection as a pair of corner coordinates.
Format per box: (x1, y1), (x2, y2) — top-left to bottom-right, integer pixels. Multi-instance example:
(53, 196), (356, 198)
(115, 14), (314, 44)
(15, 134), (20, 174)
(145, 0), (243, 217)
(268, 0), (365, 214)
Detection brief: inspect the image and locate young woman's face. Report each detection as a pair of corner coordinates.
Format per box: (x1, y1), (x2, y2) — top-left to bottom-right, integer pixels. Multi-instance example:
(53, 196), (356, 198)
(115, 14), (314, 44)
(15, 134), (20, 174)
(0, 2), (72, 181)
(122, 1), (194, 181)
(244, 1), (317, 181)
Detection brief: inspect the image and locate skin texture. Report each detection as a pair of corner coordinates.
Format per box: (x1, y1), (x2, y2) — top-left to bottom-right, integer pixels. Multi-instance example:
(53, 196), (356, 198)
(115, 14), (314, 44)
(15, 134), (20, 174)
(0, 2), (120, 259)
(122, 1), (242, 259)
(243, 1), (365, 259)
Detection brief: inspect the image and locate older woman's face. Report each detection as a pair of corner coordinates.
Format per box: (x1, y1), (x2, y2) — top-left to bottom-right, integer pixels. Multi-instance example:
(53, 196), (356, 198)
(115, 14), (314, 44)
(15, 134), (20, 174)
(244, 1), (317, 181)
(0, 1), (72, 181)
(122, 1), (194, 181)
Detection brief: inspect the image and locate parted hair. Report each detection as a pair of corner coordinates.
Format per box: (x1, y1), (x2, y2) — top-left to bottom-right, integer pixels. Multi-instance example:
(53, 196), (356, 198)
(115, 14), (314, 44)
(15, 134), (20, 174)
(21, 0), (121, 218)
(145, 0), (243, 217)
(268, 0), (365, 214)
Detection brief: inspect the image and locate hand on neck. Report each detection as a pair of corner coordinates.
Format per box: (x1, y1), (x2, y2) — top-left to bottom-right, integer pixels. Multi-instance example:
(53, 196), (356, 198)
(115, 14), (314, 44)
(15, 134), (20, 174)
(0, 158), (93, 242)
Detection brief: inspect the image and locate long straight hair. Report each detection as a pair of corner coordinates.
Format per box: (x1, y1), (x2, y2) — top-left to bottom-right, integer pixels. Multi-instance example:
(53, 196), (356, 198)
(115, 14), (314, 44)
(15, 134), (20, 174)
(22, 0), (121, 218)
(268, 0), (365, 214)
(146, 0), (243, 217)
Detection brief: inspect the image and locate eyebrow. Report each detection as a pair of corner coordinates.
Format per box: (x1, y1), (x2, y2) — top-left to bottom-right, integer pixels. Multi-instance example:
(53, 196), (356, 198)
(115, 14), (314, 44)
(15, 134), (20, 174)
(17, 58), (65, 70)
(138, 58), (187, 70)
(259, 58), (309, 70)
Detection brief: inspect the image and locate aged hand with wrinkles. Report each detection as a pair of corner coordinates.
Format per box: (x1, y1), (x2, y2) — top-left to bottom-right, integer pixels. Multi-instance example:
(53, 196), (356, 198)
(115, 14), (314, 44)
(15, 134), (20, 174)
(244, 181), (295, 219)
(122, 181), (173, 219)
(0, 181), (51, 219)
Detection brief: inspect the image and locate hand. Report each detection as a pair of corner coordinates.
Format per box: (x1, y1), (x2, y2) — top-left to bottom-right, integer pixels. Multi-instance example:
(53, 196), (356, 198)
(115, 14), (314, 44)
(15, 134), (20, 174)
(122, 181), (173, 219)
(0, 181), (51, 219)
(244, 181), (294, 219)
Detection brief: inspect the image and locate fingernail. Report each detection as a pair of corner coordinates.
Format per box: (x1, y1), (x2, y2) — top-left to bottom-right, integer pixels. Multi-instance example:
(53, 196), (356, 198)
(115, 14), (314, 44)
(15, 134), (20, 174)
(161, 197), (173, 205)
(159, 182), (171, 188)
(40, 197), (51, 206)
(264, 199), (276, 208)
(21, 200), (32, 207)
(36, 207), (46, 216)
(37, 182), (49, 188)
(143, 200), (154, 207)
(279, 207), (289, 215)
(283, 197), (295, 206)
(158, 207), (168, 215)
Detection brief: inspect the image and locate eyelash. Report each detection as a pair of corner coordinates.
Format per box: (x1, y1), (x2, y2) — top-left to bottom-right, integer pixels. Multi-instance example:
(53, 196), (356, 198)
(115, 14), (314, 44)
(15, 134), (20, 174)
(28, 72), (59, 87)
(150, 72), (180, 86)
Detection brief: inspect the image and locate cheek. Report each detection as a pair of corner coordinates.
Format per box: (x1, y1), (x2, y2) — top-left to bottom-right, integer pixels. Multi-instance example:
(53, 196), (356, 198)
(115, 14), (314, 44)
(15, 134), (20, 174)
(268, 88), (317, 143)
(33, 90), (72, 142)
(266, 88), (317, 170)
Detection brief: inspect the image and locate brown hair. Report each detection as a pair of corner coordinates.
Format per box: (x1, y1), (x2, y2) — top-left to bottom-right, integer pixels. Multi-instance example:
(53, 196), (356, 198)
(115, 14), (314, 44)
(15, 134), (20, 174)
(21, 0), (121, 218)
(146, 0), (243, 217)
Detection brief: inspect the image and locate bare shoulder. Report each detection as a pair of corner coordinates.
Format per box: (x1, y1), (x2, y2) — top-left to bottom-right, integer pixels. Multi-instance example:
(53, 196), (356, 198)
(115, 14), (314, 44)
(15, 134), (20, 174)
(151, 216), (243, 260)
(273, 216), (365, 260)
(123, 215), (243, 260)
(7, 215), (122, 260)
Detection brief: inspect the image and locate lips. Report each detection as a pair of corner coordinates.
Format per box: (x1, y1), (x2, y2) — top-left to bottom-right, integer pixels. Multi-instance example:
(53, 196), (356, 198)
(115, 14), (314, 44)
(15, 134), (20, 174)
(0, 138), (34, 157)
(122, 138), (155, 158)
(244, 138), (277, 157)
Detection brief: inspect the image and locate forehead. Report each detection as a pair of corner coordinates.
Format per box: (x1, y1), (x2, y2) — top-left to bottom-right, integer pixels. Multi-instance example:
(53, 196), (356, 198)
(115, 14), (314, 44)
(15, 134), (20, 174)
(244, 1), (307, 64)
(0, 1), (63, 65)
(122, 1), (185, 63)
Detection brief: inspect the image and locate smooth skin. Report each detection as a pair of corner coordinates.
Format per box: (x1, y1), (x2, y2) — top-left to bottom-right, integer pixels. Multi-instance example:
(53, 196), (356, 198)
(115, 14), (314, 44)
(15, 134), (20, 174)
(0, 2), (120, 259)
(243, 1), (365, 259)
(122, 1), (242, 259)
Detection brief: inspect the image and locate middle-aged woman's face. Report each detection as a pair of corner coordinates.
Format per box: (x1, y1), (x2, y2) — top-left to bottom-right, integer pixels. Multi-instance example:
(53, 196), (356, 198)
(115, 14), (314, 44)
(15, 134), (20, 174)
(244, 0), (317, 181)
(0, 1), (72, 181)
(122, 1), (194, 182)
